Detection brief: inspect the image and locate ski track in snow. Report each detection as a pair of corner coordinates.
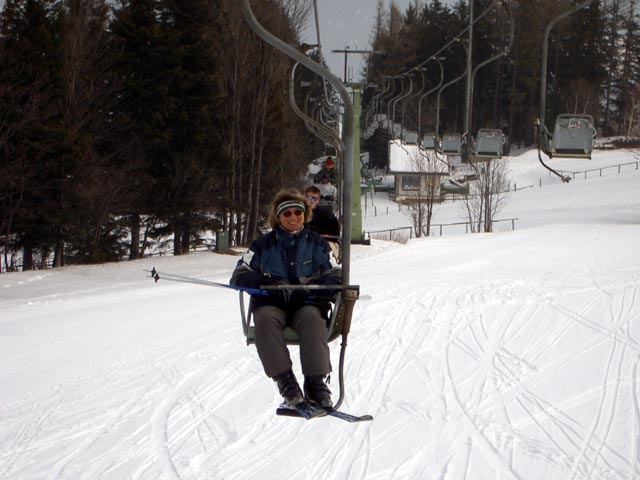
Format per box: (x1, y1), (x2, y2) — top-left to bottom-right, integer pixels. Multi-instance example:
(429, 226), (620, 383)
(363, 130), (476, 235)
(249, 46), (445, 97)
(2, 261), (640, 477)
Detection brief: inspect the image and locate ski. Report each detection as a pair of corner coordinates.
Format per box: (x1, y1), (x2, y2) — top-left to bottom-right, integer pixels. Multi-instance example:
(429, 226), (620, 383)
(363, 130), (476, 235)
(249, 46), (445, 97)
(276, 403), (373, 422)
(276, 402), (328, 420)
(324, 409), (373, 423)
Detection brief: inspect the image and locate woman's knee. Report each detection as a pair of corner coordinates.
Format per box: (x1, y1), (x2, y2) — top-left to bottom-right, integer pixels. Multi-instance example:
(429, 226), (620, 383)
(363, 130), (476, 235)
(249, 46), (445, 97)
(254, 306), (287, 331)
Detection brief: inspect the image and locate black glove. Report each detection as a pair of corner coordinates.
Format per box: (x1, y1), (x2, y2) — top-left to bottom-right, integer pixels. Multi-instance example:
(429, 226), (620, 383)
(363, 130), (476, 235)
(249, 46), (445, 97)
(257, 274), (289, 305)
(259, 273), (285, 286)
(230, 266), (260, 289)
(320, 268), (341, 286)
(312, 269), (339, 300)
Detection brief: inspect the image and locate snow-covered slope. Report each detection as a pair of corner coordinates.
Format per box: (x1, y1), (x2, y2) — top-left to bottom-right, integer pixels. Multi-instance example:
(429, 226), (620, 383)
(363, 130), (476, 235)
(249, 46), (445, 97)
(1, 148), (640, 479)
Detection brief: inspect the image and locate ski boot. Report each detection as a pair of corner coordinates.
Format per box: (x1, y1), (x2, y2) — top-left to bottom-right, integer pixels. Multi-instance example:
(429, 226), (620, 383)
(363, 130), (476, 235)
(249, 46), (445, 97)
(304, 375), (333, 408)
(274, 369), (305, 406)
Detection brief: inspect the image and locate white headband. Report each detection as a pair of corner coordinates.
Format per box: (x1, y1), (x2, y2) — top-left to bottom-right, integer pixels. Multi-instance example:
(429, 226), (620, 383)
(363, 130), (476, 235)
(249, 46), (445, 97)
(276, 200), (306, 217)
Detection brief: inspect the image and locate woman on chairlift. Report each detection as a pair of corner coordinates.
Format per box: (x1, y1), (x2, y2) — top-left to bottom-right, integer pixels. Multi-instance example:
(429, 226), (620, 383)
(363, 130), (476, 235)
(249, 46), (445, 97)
(230, 189), (341, 408)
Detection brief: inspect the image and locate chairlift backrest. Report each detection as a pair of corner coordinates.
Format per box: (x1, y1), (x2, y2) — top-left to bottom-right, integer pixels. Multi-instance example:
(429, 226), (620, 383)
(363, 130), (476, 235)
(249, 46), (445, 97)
(551, 114), (595, 158)
(475, 129), (505, 158)
(324, 144), (337, 157)
(422, 133), (437, 150)
(441, 133), (462, 155)
(403, 131), (418, 145)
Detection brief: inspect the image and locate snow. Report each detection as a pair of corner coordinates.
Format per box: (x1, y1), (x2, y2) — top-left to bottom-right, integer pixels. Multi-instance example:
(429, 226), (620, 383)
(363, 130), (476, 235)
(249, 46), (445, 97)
(2, 147), (640, 479)
(388, 139), (449, 174)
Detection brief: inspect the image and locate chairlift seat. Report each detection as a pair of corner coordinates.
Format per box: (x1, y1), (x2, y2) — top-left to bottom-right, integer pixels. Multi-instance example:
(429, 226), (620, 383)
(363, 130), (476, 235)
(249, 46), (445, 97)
(403, 131), (418, 145)
(475, 129), (505, 158)
(422, 133), (437, 150)
(441, 133), (462, 155)
(551, 114), (595, 159)
(239, 287), (359, 346)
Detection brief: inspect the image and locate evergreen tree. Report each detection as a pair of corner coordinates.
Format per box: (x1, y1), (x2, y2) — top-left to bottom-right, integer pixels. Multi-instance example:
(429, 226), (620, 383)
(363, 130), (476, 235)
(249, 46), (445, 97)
(58, 0), (126, 265)
(0, 0), (67, 269)
(155, 0), (223, 255)
(551, 0), (607, 121)
(109, 0), (172, 258)
(613, 0), (640, 135)
(601, 0), (623, 134)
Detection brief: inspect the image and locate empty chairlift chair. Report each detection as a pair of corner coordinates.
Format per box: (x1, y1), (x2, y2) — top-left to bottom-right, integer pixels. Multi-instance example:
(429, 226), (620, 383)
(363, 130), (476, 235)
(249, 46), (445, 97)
(403, 131), (418, 145)
(550, 114), (596, 159)
(441, 133), (462, 155)
(422, 133), (438, 150)
(475, 129), (505, 159)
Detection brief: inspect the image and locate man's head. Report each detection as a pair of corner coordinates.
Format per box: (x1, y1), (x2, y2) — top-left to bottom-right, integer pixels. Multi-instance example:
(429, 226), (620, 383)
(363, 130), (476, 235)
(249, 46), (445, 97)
(304, 185), (321, 209)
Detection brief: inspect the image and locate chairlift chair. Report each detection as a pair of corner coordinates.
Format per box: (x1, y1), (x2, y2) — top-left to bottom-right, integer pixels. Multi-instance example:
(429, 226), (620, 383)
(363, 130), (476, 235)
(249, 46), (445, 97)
(324, 144), (338, 157)
(549, 114), (596, 159)
(403, 131), (419, 145)
(422, 133), (438, 150)
(475, 129), (506, 159)
(239, 287), (359, 346)
(441, 133), (462, 155)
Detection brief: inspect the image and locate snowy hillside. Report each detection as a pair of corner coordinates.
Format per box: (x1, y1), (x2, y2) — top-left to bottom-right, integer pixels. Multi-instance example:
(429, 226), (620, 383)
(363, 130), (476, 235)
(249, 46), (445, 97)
(1, 148), (640, 479)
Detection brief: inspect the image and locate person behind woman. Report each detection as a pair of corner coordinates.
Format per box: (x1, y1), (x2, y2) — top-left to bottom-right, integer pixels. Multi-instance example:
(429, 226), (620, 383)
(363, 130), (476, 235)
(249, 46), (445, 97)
(313, 156), (337, 184)
(304, 185), (340, 238)
(230, 188), (341, 408)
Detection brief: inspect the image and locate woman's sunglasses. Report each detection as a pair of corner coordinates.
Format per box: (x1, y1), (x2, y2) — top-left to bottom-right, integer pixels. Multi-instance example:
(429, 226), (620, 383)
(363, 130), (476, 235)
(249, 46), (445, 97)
(281, 209), (304, 218)
(306, 195), (320, 201)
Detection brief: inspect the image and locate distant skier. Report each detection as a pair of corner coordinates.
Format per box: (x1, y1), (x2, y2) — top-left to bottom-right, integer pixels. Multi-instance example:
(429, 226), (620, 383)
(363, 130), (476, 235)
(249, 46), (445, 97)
(313, 156), (337, 184)
(230, 189), (341, 409)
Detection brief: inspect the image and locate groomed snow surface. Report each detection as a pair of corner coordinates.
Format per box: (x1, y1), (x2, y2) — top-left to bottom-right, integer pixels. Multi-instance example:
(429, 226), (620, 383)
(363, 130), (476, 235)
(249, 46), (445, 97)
(2, 148), (640, 479)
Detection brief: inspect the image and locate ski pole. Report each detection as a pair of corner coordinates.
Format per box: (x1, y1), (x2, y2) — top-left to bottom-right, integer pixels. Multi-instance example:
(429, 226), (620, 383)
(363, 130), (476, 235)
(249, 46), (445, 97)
(144, 268), (269, 296)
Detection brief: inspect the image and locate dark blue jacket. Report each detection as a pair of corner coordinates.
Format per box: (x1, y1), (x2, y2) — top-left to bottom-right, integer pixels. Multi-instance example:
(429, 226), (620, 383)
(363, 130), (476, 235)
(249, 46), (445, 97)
(230, 226), (341, 312)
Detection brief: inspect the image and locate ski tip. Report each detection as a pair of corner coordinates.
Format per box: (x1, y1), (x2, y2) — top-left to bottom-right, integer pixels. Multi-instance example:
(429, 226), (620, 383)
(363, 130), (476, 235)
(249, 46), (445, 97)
(324, 409), (374, 422)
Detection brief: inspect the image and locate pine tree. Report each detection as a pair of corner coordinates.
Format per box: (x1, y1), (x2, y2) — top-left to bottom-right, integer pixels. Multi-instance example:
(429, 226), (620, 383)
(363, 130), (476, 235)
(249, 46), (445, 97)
(551, 0), (607, 121)
(0, 0), (67, 269)
(57, 0), (127, 265)
(155, 0), (224, 255)
(601, 0), (623, 134)
(109, 0), (172, 258)
(614, 0), (640, 135)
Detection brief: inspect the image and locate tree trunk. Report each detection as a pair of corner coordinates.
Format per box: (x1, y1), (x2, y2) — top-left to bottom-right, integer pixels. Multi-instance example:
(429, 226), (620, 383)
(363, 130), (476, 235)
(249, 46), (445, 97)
(129, 213), (141, 260)
(53, 237), (64, 268)
(173, 221), (183, 256)
(181, 219), (191, 254)
(22, 240), (33, 271)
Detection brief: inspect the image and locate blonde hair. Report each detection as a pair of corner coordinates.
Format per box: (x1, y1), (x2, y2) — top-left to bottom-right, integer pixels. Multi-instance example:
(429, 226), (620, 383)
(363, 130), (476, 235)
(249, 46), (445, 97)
(268, 188), (313, 229)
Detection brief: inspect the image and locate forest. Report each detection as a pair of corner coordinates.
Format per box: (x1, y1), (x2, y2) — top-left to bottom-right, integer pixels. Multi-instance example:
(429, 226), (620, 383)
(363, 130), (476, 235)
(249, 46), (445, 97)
(1, 0), (639, 271)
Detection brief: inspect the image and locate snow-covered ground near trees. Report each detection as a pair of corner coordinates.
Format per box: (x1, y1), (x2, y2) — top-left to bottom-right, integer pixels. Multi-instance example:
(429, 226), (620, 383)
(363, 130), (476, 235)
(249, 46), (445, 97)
(1, 147), (640, 479)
